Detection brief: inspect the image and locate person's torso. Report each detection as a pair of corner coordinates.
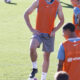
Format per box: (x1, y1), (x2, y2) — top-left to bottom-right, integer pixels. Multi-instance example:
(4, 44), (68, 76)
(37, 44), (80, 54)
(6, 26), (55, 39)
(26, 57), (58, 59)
(36, 0), (59, 34)
(63, 39), (80, 80)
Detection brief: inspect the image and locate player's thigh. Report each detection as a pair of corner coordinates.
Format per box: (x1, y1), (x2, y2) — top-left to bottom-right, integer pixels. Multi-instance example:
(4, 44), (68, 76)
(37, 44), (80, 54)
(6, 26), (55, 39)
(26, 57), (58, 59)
(43, 37), (55, 53)
(30, 38), (40, 50)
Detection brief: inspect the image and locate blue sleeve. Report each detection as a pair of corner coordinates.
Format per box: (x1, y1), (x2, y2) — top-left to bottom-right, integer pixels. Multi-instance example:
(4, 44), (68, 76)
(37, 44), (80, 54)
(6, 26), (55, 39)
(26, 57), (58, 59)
(74, 7), (80, 17)
(57, 43), (65, 60)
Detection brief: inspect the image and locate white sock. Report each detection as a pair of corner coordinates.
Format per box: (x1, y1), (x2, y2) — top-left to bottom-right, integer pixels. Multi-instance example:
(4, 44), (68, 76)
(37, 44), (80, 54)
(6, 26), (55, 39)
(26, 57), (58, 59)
(32, 61), (37, 69)
(41, 72), (47, 80)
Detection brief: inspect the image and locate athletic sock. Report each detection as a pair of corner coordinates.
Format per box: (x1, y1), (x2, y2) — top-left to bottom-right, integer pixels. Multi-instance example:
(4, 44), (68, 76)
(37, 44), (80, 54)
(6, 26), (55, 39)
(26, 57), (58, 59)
(32, 61), (37, 69)
(41, 72), (47, 80)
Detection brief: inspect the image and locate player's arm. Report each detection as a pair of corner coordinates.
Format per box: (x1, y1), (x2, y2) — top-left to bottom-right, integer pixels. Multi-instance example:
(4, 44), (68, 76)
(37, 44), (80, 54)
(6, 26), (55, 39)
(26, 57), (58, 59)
(24, 0), (39, 34)
(55, 3), (64, 32)
(50, 3), (64, 37)
(57, 43), (65, 71)
(57, 60), (64, 71)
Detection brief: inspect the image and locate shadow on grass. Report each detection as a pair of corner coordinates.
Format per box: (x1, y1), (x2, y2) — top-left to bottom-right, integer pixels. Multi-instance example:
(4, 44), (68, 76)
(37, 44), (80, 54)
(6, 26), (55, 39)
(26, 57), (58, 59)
(60, 1), (73, 9)
(5, 2), (17, 5)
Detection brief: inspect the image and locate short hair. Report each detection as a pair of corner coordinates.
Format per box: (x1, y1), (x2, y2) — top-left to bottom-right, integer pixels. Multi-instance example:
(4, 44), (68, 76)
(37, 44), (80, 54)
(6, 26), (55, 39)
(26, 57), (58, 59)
(63, 23), (75, 32)
(54, 71), (69, 80)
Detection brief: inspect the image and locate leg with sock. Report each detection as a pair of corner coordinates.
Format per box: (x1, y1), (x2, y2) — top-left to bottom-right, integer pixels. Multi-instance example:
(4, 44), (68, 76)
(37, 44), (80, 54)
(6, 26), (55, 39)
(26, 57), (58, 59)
(30, 61), (38, 78)
(29, 38), (40, 78)
(41, 52), (50, 80)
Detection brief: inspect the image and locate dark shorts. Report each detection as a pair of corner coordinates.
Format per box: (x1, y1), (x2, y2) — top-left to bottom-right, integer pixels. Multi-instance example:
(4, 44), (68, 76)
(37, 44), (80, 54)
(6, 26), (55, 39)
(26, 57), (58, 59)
(31, 33), (55, 53)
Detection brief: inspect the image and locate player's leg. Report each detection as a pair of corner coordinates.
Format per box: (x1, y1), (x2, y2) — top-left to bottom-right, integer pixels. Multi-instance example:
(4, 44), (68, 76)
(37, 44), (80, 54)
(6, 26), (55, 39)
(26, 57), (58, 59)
(42, 52), (50, 72)
(41, 35), (55, 80)
(29, 35), (41, 78)
(41, 52), (50, 80)
(30, 38), (39, 62)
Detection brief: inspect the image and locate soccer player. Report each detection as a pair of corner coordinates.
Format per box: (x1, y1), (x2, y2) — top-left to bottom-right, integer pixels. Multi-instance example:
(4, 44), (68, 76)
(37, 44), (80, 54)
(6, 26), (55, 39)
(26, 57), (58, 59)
(73, 7), (80, 37)
(24, 0), (64, 80)
(57, 23), (80, 80)
(54, 71), (69, 80)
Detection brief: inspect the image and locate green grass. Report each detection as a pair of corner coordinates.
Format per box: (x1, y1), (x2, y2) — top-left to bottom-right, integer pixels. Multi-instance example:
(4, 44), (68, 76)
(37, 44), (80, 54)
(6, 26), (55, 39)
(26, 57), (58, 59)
(0, 0), (73, 80)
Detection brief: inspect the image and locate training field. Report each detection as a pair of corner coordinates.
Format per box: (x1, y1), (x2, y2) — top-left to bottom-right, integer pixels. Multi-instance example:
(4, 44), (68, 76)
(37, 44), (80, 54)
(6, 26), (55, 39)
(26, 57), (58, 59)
(0, 0), (73, 80)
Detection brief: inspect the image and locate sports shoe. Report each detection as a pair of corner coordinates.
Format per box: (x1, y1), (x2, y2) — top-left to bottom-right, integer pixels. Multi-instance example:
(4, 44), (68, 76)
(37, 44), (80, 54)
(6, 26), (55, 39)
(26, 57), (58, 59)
(29, 68), (38, 78)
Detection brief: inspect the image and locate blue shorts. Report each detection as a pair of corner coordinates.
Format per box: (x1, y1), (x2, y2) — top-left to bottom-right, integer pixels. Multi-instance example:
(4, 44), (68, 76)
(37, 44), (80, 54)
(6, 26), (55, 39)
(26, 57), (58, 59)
(31, 33), (55, 53)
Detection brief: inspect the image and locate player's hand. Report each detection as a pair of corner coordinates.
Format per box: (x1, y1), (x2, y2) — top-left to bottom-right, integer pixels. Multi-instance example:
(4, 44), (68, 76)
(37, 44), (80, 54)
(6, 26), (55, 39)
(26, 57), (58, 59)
(31, 28), (40, 35)
(50, 31), (55, 37)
